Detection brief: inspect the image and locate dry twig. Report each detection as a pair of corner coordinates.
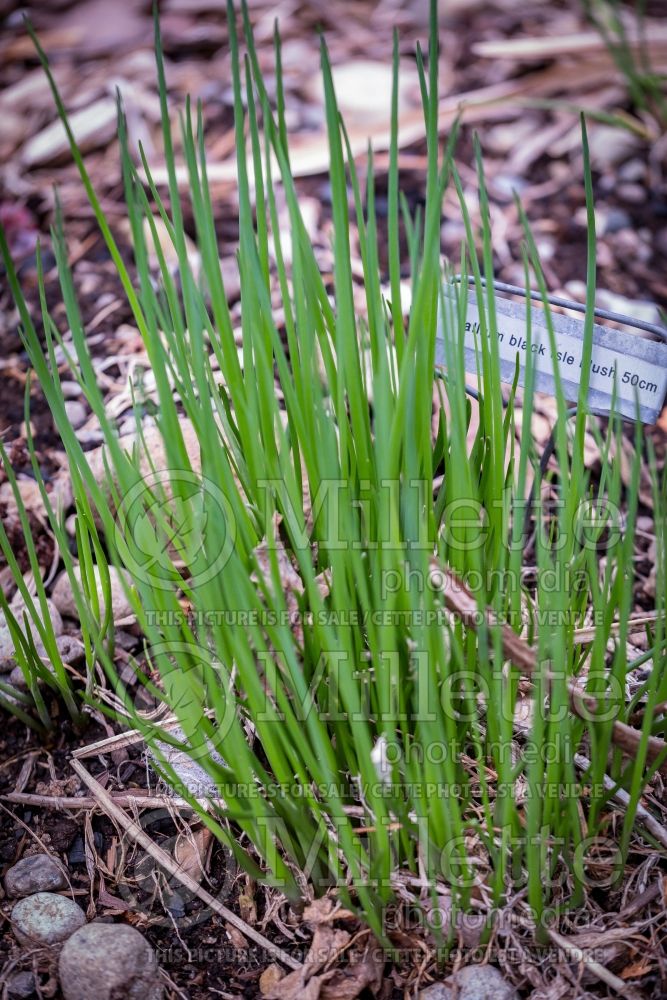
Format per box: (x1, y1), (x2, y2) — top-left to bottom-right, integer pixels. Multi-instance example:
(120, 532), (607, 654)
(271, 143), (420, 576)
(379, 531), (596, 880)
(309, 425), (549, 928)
(69, 758), (302, 972)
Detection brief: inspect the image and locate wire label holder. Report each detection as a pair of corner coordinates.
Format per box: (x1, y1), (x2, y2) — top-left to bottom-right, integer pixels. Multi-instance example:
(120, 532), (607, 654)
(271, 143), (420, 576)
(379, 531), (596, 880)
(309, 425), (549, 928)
(438, 278), (667, 424)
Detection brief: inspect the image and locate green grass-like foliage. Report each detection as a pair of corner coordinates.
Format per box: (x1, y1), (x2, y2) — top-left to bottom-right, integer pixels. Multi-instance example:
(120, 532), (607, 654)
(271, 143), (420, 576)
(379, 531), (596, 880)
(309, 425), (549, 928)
(1, 0), (666, 945)
(582, 0), (667, 128)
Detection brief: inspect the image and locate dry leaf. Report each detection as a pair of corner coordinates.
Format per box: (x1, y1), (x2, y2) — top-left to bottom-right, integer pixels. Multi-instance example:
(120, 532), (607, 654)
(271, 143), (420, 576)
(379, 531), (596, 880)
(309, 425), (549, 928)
(320, 942), (384, 999)
(173, 824), (213, 884)
(620, 957), (656, 979)
(225, 920), (248, 950)
(303, 898), (356, 925)
(259, 964), (284, 996)
(238, 878), (258, 925)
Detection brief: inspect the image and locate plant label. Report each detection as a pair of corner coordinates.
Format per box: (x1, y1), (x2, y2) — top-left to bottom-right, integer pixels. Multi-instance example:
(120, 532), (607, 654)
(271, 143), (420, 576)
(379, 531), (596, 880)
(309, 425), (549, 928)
(437, 290), (667, 423)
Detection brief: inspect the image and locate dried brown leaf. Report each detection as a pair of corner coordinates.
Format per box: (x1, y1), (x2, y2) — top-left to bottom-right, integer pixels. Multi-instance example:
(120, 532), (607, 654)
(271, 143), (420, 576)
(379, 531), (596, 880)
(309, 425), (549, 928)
(173, 824), (213, 884)
(320, 941), (384, 999)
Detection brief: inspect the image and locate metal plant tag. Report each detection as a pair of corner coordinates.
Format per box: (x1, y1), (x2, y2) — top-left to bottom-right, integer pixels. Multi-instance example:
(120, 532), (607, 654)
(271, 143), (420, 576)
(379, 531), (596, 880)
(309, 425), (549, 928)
(437, 285), (667, 424)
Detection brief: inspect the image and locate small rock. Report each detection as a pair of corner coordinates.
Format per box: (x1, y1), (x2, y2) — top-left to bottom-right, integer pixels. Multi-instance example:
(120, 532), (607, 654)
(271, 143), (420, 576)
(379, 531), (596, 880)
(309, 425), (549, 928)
(114, 629), (139, 652)
(151, 725), (226, 799)
(4, 854), (67, 898)
(87, 417), (202, 493)
(617, 182), (646, 205)
(492, 173), (525, 200)
(219, 256), (241, 303)
(0, 628), (15, 670)
(618, 157), (646, 182)
(457, 965), (517, 1000)
(8, 633), (85, 689)
(3, 597), (63, 638)
(11, 892), (85, 946)
(59, 922), (163, 1000)
(6, 970), (35, 998)
(117, 414), (157, 437)
(611, 227), (652, 264)
(60, 381), (82, 400)
(420, 965), (517, 1000)
(564, 280), (586, 303)
(75, 428), (105, 447)
(51, 565), (135, 625)
(420, 984), (452, 1000)
(54, 634), (86, 666)
(587, 124), (639, 169)
(603, 209), (631, 234)
(10, 664), (39, 690)
(64, 401), (87, 430)
(0, 599), (63, 670)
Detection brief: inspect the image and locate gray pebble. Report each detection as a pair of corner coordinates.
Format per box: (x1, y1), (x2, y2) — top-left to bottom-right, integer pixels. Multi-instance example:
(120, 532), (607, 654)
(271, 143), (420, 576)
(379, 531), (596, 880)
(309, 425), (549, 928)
(51, 565), (135, 625)
(7, 633), (84, 690)
(617, 182), (646, 205)
(420, 984), (452, 1000)
(151, 724), (226, 799)
(619, 157), (646, 182)
(604, 209), (631, 234)
(4, 854), (67, 898)
(59, 922), (163, 1000)
(420, 965), (517, 1000)
(9, 665), (34, 690)
(9, 598), (63, 637)
(587, 124), (639, 169)
(6, 971), (35, 997)
(53, 634), (86, 666)
(64, 401), (87, 430)
(60, 381), (81, 400)
(11, 892), (85, 946)
(0, 599), (63, 671)
(0, 625), (15, 671)
(456, 964), (517, 999)
(74, 428), (104, 447)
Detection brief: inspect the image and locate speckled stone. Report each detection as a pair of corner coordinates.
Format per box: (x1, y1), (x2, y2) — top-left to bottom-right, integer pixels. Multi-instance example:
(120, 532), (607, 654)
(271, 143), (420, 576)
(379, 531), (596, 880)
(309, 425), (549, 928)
(11, 892), (85, 946)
